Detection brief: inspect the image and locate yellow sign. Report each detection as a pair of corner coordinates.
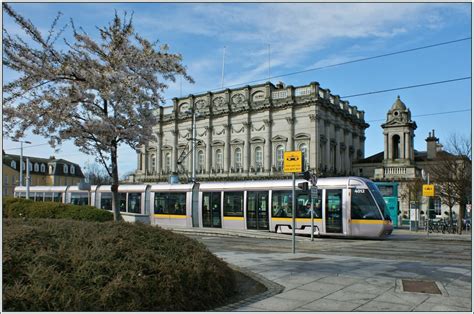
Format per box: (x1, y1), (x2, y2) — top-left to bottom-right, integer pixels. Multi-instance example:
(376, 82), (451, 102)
(423, 184), (435, 197)
(283, 151), (303, 173)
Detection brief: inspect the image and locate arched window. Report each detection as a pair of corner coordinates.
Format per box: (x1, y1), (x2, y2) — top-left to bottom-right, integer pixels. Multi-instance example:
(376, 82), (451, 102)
(299, 143), (308, 170)
(392, 135), (400, 159)
(28, 162), (32, 172)
(63, 164), (68, 174)
(40, 164), (46, 172)
(255, 146), (263, 168)
(165, 153), (171, 172)
(215, 149), (223, 170)
(197, 150), (205, 172)
(276, 145), (285, 171)
(10, 160), (16, 169)
(34, 163), (39, 172)
(70, 165), (75, 174)
(234, 147), (242, 169)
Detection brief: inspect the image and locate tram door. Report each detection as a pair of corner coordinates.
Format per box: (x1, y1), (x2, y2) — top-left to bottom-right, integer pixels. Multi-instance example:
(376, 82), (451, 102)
(202, 192), (222, 228)
(325, 189), (343, 233)
(247, 191), (269, 230)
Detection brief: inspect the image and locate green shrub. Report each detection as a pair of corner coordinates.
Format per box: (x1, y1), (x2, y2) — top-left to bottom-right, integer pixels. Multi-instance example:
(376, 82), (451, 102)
(3, 219), (236, 311)
(3, 197), (113, 222)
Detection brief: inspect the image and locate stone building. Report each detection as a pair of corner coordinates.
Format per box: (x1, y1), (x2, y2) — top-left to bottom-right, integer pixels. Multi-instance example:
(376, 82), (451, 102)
(352, 96), (464, 220)
(134, 81), (369, 182)
(2, 152), (85, 196)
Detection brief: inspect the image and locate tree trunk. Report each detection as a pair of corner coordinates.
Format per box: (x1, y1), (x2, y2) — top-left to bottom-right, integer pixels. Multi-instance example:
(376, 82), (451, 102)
(111, 143), (121, 222)
(458, 202), (465, 234)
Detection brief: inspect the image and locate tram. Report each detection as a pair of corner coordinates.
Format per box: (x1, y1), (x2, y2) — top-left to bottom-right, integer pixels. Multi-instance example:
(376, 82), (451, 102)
(14, 176), (392, 238)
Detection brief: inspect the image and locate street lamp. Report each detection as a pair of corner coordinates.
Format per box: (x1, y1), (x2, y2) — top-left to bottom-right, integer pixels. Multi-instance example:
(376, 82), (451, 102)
(12, 140), (32, 186)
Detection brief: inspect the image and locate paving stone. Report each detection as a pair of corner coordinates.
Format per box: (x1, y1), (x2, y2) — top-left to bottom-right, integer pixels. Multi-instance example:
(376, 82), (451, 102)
(317, 275), (363, 286)
(372, 291), (429, 306)
(439, 266), (471, 274)
(364, 277), (397, 287)
(355, 300), (414, 311)
(275, 288), (327, 302)
(246, 296), (308, 311)
(324, 290), (380, 304)
(342, 282), (393, 294)
(413, 302), (471, 312)
(299, 298), (361, 311)
(297, 281), (346, 294)
(444, 285), (472, 298)
(424, 295), (472, 308)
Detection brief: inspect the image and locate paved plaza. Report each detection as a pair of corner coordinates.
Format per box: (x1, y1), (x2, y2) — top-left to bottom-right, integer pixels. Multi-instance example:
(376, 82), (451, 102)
(170, 227), (472, 312)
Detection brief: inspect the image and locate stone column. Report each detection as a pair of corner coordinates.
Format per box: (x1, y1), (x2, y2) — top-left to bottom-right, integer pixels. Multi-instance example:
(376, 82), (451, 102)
(309, 113), (318, 172)
(205, 125), (213, 174)
(335, 125), (340, 172)
(224, 123), (231, 173)
(325, 120), (331, 171)
(384, 132), (388, 160)
(264, 119), (273, 173)
(156, 131), (162, 175)
(286, 117), (295, 150)
(171, 130), (178, 172)
(243, 121), (251, 173)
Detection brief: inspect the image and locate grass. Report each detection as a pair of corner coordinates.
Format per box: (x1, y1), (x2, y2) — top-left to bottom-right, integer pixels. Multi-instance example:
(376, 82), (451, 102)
(3, 218), (236, 311)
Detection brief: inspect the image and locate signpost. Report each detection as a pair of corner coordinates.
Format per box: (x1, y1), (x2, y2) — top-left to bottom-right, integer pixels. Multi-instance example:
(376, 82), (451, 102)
(423, 184), (435, 236)
(310, 186), (318, 242)
(283, 151), (302, 254)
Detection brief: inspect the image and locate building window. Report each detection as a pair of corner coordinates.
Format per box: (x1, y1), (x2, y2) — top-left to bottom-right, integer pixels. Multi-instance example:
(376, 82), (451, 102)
(4, 175), (8, 185)
(392, 134), (400, 159)
(165, 152), (171, 172)
(215, 149), (223, 170)
(276, 145), (285, 171)
(40, 164), (46, 172)
(197, 150), (205, 172)
(34, 163), (39, 172)
(255, 146), (263, 169)
(299, 143), (308, 170)
(63, 164), (68, 174)
(234, 147), (242, 169)
(10, 160), (16, 169)
(150, 154), (156, 172)
(28, 162), (32, 172)
(70, 165), (75, 174)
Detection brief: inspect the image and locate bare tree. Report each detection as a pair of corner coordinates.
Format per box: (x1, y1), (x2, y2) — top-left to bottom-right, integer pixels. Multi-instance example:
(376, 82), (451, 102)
(428, 134), (472, 233)
(399, 177), (424, 218)
(3, 4), (193, 221)
(83, 161), (113, 185)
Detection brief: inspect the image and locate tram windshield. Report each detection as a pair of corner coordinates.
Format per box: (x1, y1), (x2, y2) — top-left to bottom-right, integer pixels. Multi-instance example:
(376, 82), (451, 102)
(366, 182), (391, 220)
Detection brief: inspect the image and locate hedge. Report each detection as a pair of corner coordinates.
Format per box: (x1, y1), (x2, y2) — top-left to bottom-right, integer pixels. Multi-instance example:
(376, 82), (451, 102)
(3, 197), (113, 222)
(3, 219), (236, 311)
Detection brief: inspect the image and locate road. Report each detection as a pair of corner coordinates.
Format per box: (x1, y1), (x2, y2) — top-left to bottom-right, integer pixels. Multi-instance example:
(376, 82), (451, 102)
(189, 233), (471, 265)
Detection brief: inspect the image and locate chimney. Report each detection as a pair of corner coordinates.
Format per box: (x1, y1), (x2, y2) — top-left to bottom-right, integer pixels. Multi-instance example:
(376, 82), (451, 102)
(425, 129), (439, 159)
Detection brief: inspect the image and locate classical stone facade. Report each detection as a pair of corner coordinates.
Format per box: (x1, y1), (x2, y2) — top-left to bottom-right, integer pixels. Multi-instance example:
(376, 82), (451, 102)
(352, 97), (462, 219)
(134, 81), (368, 182)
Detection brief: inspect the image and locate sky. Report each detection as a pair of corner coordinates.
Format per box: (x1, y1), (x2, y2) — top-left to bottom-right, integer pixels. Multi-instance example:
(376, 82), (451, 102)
(2, 2), (472, 178)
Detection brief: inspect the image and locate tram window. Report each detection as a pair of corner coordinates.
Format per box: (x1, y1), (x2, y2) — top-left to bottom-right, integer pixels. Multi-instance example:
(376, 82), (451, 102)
(19, 192), (26, 199)
(272, 191), (292, 218)
(44, 193), (53, 202)
(377, 185), (394, 197)
(351, 189), (382, 220)
(296, 193), (310, 218)
(224, 192), (244, 216)
(101, 193), (112, 210)
(367, 182), (391, 220)
(128, 193), (142, 214)
(154, 192), (186, 215)
(71, 193), (89, 205)
(119, 193), (127, 212)
(53, 192), (62, 202)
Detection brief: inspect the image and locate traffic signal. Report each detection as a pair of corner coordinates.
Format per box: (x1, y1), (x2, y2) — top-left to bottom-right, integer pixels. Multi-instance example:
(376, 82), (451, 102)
(297, 182), (309, 190)
(302, 170), (311, 181)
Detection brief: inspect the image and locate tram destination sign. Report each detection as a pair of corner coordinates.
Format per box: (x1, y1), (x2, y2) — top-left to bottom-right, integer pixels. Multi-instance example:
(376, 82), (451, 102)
(283, 151), (302, 173)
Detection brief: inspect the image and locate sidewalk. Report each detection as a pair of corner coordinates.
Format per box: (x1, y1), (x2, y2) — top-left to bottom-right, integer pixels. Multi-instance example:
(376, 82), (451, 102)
(216, 251), (472, 312)
(165, 226), (472, 312)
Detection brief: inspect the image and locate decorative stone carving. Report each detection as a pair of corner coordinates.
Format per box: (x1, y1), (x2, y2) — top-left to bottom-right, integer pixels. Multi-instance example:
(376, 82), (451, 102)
(243, 122), (252, 129)
(232, 93), (245, 105)
(286, 117), (295, 125)
(252, 124), (265, 132)
(263, 119), (273, 127)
